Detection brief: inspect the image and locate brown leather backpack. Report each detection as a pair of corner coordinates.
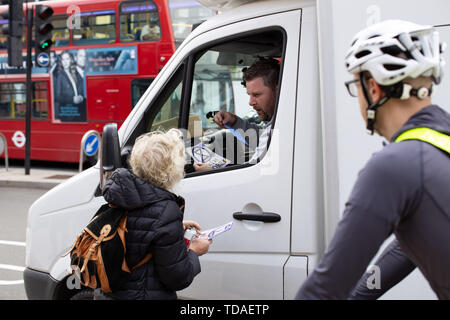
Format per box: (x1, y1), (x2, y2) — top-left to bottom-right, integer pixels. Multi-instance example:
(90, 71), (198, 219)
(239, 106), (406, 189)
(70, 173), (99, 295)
(65, 203), (151, 293)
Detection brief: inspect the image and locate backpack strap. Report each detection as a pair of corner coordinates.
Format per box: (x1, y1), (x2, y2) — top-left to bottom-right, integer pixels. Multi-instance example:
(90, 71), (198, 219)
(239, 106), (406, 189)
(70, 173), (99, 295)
(131, 253), (153, 271)
(395, 127), (450, 154)
(108, 204), (153, 272)
(116, 208), (153, 272)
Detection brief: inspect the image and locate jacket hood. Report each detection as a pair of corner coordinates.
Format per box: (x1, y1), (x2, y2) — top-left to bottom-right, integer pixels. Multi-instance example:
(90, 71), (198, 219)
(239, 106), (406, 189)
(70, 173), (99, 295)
(102, 168), (177, 210)
(391, 105), (450, 142)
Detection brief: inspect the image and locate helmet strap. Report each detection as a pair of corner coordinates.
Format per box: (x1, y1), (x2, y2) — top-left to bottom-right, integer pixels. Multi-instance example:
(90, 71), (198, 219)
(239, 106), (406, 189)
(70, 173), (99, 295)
(360, 72), (390, 135)
(380, 82), (433, 100)
(360, 74), (432, 135)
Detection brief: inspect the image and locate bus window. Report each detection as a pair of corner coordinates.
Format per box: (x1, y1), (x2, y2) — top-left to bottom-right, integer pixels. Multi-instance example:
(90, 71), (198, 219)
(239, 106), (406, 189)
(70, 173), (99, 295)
(0, 83), (26, 119)
(52, 15), (70, 47)
(119, 0), (161, 42)
(32, 82), (49, 119)
(0, 82), (49, 119)
(0, 20), (7, 49)
(0, 83), (11, 117)
(73, 10), (116, 45)
(168, 0), (216, 47)
(131, 78), (153, 109)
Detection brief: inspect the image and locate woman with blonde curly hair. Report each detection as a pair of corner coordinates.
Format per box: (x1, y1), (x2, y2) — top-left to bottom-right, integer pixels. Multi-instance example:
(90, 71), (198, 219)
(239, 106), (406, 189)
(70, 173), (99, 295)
(102, 129), (211, 300)
(129, 129), (186, 191)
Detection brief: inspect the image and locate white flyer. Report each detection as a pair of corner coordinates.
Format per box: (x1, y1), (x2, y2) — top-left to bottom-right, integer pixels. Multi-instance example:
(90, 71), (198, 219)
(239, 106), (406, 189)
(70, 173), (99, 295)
(186, 142), (231, 169)
(198, 221), (234, 240)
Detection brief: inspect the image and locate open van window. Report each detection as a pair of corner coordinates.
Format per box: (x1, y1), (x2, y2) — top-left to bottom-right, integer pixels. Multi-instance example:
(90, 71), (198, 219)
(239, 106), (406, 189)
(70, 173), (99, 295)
(184, 29), (284, 174)
(128, 29), (284, 176)
(125, 29), (284, 175)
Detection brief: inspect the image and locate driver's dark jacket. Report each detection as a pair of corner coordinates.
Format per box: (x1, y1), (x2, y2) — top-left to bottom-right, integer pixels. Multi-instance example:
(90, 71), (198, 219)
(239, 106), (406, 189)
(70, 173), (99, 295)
(296, 105), (450, 300)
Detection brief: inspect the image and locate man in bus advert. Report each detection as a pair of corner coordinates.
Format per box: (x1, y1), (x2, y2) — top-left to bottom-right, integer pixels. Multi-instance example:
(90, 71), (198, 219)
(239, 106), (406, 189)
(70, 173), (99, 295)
(75, 49), (87, 79)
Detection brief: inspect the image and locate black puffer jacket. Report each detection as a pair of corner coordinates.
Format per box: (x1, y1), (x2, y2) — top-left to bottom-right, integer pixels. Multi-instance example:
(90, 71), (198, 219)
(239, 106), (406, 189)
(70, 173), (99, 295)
(102, 168), (201, 300)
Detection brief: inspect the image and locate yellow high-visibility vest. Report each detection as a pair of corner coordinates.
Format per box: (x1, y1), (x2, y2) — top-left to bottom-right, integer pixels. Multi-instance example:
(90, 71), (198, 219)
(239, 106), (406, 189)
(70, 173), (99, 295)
(395, 127), (450, 154)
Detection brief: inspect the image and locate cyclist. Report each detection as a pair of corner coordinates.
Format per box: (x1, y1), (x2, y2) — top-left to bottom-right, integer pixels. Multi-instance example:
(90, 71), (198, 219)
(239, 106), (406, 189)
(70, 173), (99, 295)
(296, 20), (450, 300)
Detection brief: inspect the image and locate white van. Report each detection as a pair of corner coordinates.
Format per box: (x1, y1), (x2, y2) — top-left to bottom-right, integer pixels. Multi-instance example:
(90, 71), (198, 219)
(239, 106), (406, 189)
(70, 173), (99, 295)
(24, 0), (450, 300)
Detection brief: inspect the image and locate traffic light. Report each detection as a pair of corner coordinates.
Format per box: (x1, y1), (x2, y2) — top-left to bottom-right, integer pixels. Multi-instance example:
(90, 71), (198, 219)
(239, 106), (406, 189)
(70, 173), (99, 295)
(1, 0), (25, 67)
(34, 4), (53, 67)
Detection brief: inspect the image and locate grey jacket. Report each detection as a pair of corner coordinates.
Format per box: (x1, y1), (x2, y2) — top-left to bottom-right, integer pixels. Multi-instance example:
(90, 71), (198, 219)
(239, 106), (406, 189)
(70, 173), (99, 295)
(232, 116), (272, 163)
(296, 105), (450, 300)
(349, 239), (415, 299)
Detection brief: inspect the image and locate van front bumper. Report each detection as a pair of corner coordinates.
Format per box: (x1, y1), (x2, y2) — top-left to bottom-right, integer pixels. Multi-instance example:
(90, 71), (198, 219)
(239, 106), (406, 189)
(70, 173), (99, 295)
(23, 267), (59, 300)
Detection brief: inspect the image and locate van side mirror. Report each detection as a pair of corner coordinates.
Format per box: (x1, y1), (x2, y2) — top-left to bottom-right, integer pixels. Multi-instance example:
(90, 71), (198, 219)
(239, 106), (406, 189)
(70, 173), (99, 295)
(99, 123), (121, 189)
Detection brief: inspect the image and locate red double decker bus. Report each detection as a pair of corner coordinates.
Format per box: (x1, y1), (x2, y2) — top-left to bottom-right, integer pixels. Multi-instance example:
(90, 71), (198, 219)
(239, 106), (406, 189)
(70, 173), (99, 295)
(0, 0), (214, 163)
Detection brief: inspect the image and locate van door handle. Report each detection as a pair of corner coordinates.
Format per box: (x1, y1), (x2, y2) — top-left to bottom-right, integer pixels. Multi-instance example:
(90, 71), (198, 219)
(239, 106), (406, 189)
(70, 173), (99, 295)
(232, 212), (281, 223)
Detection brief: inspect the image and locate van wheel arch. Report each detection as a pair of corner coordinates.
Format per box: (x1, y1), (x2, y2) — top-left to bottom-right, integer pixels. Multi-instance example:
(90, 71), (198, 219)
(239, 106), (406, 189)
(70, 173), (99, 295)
(53, 275), (93, 300)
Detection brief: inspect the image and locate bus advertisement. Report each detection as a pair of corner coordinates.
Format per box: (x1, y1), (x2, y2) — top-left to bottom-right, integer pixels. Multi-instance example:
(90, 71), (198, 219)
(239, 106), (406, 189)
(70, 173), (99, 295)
(0, 0), (215, 164)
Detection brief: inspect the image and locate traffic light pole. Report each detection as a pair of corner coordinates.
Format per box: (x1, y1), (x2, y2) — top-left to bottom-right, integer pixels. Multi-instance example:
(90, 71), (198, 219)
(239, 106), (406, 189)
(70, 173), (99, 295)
(25, 6), (33, 175)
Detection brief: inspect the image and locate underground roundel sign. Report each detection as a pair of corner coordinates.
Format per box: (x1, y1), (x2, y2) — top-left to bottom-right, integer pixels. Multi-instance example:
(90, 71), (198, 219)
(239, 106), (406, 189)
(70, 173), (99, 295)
(12, 131), (26, 148)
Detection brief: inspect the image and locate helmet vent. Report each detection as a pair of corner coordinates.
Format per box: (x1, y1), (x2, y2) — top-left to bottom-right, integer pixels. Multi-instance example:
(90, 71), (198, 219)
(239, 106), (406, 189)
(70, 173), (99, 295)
(381, 45), (404, 57)
(383, 64), (404, 71)
(355, 50), (371, 59)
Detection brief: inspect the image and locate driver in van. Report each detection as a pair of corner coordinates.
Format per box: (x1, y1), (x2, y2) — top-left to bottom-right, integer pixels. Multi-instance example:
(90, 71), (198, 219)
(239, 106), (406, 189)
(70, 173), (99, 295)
(194, 58), (280, 171)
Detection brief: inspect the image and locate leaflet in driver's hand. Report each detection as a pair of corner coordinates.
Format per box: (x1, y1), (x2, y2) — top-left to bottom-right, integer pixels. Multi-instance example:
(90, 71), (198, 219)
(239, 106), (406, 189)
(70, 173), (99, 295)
(186, 142), (231, 169)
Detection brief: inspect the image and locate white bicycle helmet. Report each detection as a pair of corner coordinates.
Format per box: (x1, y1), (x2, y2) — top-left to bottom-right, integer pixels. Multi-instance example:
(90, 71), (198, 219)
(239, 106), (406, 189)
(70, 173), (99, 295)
(345, 20), (445, 86)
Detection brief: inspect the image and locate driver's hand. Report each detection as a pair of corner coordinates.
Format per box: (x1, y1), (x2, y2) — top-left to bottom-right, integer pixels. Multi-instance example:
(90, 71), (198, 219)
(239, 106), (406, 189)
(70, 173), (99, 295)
(194, 163), (213, 172)
(214, 111), (237, 129)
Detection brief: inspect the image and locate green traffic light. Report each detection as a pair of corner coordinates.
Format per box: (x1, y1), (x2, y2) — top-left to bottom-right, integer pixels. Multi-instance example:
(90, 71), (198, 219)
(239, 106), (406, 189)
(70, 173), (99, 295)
(39, 39), (52, 50)
(34, 4), (53, 66)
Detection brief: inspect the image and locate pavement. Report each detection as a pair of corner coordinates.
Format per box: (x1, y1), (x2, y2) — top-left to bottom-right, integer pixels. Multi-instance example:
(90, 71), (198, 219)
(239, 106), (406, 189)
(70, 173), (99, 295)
(0, 166), (79, 190)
